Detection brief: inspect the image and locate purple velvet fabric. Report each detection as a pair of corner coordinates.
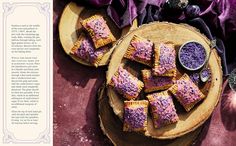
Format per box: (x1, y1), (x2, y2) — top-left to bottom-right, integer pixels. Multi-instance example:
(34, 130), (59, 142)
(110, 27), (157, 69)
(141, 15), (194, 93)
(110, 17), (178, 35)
(79, 0), (236, 67)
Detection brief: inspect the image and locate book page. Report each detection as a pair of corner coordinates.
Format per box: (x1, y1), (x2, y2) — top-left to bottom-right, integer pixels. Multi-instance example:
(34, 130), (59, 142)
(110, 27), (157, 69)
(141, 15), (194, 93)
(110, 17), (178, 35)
(0, 0), (53, 146)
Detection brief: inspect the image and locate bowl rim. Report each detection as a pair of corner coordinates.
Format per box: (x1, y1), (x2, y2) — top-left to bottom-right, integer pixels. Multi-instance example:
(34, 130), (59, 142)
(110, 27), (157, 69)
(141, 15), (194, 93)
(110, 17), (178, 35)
(178, 40), (207, 71)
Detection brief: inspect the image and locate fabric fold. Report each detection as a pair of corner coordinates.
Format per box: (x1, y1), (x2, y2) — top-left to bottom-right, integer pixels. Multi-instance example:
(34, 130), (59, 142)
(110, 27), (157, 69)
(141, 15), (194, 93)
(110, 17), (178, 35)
(77, 0), (236, 72)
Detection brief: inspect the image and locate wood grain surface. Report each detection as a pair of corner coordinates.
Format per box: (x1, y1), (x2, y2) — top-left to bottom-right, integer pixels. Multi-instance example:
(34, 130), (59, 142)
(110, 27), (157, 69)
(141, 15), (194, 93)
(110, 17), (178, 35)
(106, 22), (223, 139)
(59, 2), (137, 67)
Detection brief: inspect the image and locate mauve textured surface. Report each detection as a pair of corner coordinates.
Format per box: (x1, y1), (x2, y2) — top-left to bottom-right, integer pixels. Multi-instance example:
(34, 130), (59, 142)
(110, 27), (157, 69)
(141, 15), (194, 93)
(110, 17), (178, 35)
(53, 0), (111, 145)
(53, 0), (236, 146)
(194, 80), (236, 146)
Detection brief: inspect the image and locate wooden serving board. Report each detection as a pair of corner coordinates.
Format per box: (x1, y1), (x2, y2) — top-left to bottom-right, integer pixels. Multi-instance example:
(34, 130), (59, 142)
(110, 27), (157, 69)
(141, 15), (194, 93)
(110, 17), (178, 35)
(98, 85), (202, 146)
(59, 2), (137, 67)
(106, 22), (223, 139)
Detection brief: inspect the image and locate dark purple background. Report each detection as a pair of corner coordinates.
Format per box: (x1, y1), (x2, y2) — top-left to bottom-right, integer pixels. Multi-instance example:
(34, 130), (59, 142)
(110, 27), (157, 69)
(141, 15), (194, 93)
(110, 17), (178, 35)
(53, 0), (236, 146)
(78, 0), (236, 65)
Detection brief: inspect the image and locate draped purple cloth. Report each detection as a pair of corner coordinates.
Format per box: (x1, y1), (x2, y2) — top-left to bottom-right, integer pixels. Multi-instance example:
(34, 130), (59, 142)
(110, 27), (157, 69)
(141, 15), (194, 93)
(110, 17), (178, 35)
(79, 0), (236, 70)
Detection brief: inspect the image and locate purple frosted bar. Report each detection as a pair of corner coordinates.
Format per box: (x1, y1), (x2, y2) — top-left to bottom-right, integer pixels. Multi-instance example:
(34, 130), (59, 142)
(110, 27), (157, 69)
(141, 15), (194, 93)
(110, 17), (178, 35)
(147, 91), (179, 128)
(142, 69), (175, 93)
(123, 100), (149, 132)
(109, 66), (144, 100)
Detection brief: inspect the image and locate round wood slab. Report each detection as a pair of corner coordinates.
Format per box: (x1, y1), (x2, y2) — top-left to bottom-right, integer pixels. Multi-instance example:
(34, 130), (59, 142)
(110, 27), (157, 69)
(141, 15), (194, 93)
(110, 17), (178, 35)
(59, 2), (137, 67)
(106, 22), (223, 139)
(98, 85), (202, 146)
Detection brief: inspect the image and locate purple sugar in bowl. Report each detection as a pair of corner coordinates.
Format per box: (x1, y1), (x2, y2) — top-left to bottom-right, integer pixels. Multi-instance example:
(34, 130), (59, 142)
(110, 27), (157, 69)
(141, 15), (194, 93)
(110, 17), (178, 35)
(178, 41), (207, 71)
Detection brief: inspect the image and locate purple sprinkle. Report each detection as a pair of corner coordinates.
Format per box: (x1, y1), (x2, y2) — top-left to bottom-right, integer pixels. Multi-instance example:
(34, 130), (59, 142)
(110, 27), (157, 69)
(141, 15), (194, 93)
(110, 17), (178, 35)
(154, 43), (176, 75)
(179, 42), (206, 70)
(142, 70), (175, 92)
(75, 37), (106, 63)
(132, 41), (153, 61)
(201, 68), (211, 79)
(190, 73), (200, 84)
(87, 17), (109, 39)
(176, 78), (202, 106)
(124, 107), (146, 129)
(150, 94), (178, 128)
(111, 67), (140, 98)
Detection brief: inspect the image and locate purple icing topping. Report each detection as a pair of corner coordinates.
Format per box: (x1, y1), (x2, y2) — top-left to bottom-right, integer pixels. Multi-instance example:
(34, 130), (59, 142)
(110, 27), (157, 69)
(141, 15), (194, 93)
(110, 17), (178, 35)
(111, 67), (140, 98)
(144, 70), (173, 90)
(124, 107), (146, 129)
(87, 17), (109, 39)
(201, 68), (211, 79)
(75, 37), (106, 63)
(150, 95), (178, 128)
(176, 78), (202, 106)
(155, 44), (176, 75)
(190, 73), (200, 84)
(131, 41), (153, 61)
(179, 42), (206, 69)
(151, 76), (173, 86)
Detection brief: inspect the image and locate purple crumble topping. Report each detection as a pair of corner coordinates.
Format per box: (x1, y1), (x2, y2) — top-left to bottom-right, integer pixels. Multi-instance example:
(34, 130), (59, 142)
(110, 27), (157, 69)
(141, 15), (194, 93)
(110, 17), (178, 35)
(176, 78), (202, 106)
(111, 67), (140, 98)
(201, 68), (211, 79)
(155, 43), (176, 75)
(124, 107), (146, 129)
(132, 41), (153, 61)
(147, 75), (173, 90)
(152, 76), (173, 86)
(190, 73), (200, 84)
(76, 37), (106, 63)
(87, 17), (109, 39)
(142, 69), (175, 92)
(179, 42), (206, 69)
(150, 94), (178, 128)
